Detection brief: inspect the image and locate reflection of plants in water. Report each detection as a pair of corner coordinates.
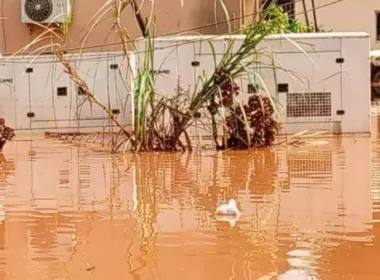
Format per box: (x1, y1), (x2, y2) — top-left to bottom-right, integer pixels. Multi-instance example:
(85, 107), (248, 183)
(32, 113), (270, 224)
(218, 148), (281, 238)
(105, 157), (125, 213)
(250, 148), (278, 194)
(131, 155), (159, 276)
(218, 148), (278, 196)
(127, 147), (285, 267)
(128, 150), (289, 275)
(0, 153), (16, 185)
(129, 148), (281, 227)
(213, 219), (282, 276)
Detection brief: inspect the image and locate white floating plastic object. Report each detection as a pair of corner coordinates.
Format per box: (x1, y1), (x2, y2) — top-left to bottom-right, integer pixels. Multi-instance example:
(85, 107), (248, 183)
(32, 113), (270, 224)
(215, 199), (241, 216)
(214, 214), (240, 227)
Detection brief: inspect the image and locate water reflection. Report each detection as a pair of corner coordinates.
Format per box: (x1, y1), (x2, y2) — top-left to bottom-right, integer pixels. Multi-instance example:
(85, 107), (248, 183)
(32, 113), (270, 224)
(0, 127), (376, 279)
(0, 153), (14, 280)
(128, 136), (372, 279)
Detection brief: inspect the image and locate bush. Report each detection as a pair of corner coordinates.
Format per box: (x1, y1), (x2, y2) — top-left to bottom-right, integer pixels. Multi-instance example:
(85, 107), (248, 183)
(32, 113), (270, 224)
(244, 5), (327, 35)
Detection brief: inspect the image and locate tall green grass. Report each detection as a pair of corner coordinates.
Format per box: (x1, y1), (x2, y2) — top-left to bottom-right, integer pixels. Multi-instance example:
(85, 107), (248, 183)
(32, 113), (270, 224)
(128, 0), (317, 152)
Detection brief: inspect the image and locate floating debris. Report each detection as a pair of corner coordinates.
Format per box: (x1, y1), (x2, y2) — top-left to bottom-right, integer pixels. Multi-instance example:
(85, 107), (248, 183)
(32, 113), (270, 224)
(215, 199), (241, 216)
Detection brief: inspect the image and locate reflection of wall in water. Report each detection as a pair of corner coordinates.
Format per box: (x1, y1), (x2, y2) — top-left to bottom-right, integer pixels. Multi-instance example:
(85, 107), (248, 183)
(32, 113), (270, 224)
(0, 216), (4, 279)
(277, 139), (349, 190)
(0, 154), (15, 277)
(277, 138), (371, 233)
(287, 150), (333, 186)
(248, 149), (278, 195)
(371, 117), (380, 222)
(4, 138), (133, 212)
(0, 139), (137, 278)
(132, 138), (372, 241)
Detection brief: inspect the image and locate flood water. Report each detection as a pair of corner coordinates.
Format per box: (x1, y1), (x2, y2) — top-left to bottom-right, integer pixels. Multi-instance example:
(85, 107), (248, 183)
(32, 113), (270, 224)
(1, 118), (380, 279)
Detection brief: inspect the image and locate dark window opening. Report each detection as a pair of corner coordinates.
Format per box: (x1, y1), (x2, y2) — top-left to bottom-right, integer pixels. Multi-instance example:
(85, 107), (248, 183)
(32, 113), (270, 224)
(262, 0), (295, 19)
(377, 12), (380, 41)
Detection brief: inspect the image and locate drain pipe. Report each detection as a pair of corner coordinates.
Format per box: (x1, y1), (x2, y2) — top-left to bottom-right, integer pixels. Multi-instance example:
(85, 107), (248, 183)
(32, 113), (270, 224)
(131, 0), (148, 37)
(301, 0), (310, 30)
(310, 0), (319, 32)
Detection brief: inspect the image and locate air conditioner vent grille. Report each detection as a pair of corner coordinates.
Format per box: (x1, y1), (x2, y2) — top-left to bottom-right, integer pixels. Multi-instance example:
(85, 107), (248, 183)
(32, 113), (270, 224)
(287, 92), (332, 118)
(25, 0), (53, 22)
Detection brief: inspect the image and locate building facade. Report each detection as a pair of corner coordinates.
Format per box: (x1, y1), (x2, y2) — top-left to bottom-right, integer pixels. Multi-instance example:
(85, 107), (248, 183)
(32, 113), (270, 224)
(0, 0), (243, 55)
(249, 0), (380, 49)
(2, 0), (379, 54)
(295, 0), (380, 49)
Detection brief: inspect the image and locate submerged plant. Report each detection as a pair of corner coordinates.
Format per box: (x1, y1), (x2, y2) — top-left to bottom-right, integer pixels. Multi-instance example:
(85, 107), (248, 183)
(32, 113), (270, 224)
(13, 0), (306, 153)
(163, 13), (281, 150)
(219, 81), (279, 149)
(132, 36), (155, 151)
(0, 118), (15, 152)
(123, 1), (289, 152)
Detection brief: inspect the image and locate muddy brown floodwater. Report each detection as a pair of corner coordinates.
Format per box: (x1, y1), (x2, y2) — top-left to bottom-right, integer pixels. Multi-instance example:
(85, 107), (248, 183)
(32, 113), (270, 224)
(1, 117), (380, 280)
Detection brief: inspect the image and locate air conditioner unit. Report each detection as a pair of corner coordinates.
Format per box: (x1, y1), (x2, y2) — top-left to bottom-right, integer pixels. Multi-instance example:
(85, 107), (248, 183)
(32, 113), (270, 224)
(21, 0), (71, 24)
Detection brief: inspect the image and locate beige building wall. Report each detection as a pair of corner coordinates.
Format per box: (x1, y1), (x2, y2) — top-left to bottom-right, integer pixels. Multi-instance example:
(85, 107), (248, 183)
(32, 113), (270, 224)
(245, 0), (380, 49)
(0, 0), (242, 55)
(295, 0), (380, 49)
(243, 0), (260, 26)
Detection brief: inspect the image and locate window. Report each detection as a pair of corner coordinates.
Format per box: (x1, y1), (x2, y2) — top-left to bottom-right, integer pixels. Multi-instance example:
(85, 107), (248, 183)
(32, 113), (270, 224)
(377, 11), (380, 41)
(262, 0), (295, 19)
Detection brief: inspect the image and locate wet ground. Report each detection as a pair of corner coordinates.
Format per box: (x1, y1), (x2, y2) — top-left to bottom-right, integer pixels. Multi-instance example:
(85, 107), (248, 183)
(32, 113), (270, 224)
(1, 115), (380, 279)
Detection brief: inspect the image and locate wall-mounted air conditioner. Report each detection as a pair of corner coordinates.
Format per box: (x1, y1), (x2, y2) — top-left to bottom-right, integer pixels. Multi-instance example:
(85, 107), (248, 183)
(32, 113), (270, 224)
(21, 0), (71, 24)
